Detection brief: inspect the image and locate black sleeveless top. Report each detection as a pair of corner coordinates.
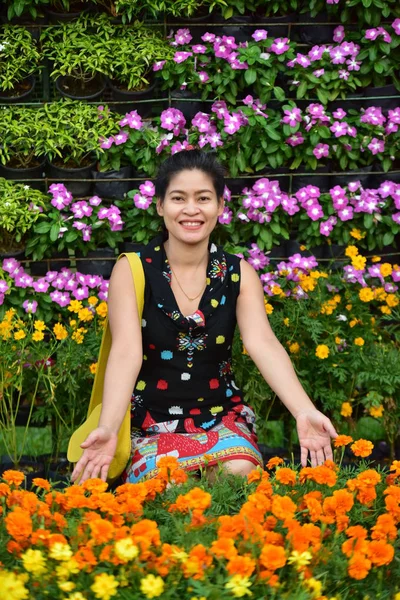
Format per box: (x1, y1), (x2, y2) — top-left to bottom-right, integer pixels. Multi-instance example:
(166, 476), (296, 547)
(131, 235), (249, 435)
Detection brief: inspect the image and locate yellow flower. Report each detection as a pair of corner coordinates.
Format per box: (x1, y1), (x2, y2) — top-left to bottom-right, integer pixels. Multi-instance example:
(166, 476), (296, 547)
(68, 300), (83, 314)
(21, 549), (47, 575)
(283, 318), (290, 326)
(300, 244), (307, 251)
(371, 256), (381, 263)
(265, 302), (274, 314)
(380, 305), (391, 315)
(68, 594), (86, 600)
(140, 574), (165, 599)
(289, 342), (300, 354)
(88, 296), (99, 306)
(299, 274), (317, 292)
(346, 303), (352, 311)
(56, 559), (80, 580)
(288, 550), (312, 569)
(374, 287), (387, 301)
(225, 575), (253, 598)
(96, 302), (108, 318)
(345, 245), (359, 258)
(58, 582), (75, 592)
(78, 308), (94, 322)
(305, 578), (323, 598)
(271, 285), (283, 296)
(14, 330), (26, 340)
(242, 346), (249, 355)
(354, 337), (365, 346)
(91, 574), (119, 600)
(335, 336), (342, 345)
(72, 327), (87, 344)
(351, 255), (366, 271)
(32, 331), (44, 342)
(89, 363), (97, 374)
(386, 294), (399, 308)
(341, 402), (353, 417)
(114, 538), (139, 562)
(49, 543), (73, 561)
(69, 319), (77, 328)
(359, 288), (374, 302)
(34, 320), (46, 331)
(380, 263), (392, 277)
(0, 570), (28, 600)
(53, 323), (68, 341)
(315, 344), (330, 359)
(369, 405), (384, 418)
(350, 229), (365, 240)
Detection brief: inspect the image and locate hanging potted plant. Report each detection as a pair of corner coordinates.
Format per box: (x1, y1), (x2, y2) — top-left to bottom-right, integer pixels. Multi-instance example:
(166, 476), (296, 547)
(45, 0), (92, 22)
(37, 99), (118, 196)
(106, 23), (174, 116)
(0, 177), (46, 258)
(0, 106), (47, 186)
(1, 0), (48, 38)
(40, 15), (111, 99)
(0, 25), (41, 103)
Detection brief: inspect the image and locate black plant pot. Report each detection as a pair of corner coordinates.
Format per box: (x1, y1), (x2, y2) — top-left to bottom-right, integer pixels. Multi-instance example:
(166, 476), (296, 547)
(92, 165), (134, 199)
(75, 247), (116, 279)
(292, 166), (331, 193)
(55, 74), (107, 100)
(369, 162), (400, 186)
(107, 76), (158, 117)
(28, 249), (71, 276)
(46, 4), (90, 23)
(363, 84), (400, 110)
(294, 11), (335, 45)
(0, 456), (46, 489)
(0, 14), (47, 38)
(170, 88), (208, 121)
(46, 455), (72, 489)
(0, 74), (36, 104)
(0, 157), (46, 190)
(285, 238), (325, 259)
(47, 158), (96, 196)
(327, 165), (374, 189)
(251, 11), (297, 37)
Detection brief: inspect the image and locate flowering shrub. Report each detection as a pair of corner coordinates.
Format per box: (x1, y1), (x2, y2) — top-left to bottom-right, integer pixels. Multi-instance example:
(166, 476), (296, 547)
(1, 453), (400, 599)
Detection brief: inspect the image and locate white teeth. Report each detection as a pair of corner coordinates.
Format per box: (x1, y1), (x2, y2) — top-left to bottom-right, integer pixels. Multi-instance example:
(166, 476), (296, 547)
(181, 221), (203, 227)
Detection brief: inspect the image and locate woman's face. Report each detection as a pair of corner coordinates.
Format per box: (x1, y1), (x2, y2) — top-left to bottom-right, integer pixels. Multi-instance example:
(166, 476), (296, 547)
(156, 169), (224, 245)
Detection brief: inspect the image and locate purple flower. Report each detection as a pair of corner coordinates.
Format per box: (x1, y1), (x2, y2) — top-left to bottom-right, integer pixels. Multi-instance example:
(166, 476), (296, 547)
(100, 136), (114, 149)
(296, 53), (311, 68)
(218, 207), (233, 225)
(51, 291), (71, 307)
(214, 41), (231, 59)
(392, 213), (400, 225)
(153, 60), (166, 71)
(338, 206), (354, 221)
(308, 45), (325, 61)
(330, 47), (346, 64)
(86, 275), (102, 289)
(139, 181), (155, 197)
(192, 44), (207, 54)
(173, 51), (192, 63)
(0, 280), (9, 293)
(114, 131), (129, 146)
(347, 58), (361, 71)
(360, 106), (386, 126)
(338, 70), (349, 80)
(160, 108), (186, 131)
(313, 68), (325, 78)
(313, 143), (329, 159)
(71, 201), (92, 218)
(368, 138), (385, 155)
(307, 204), (324, 221)
(72, 286), (89, 301)
(286, 133), (304, 146)
(211, 100), (229, 119)
(224, 186), (231, 202)
(348, 181), (361, 193)
(392, 18), (400, 36)
(333, 108), (346, 120)
(207, 132), (223, 148)
(333, 25), (345, 43)
(378, 180), (396, 198)
(330, 185), (347, 200)
(22, 300), (38, 314)
(174, 28), (192, 45)
(270, 38), (290, 55)
(252, 29), (268, 41)
(282, 107), (302, 127)
(365, 28), (379, 41)
(119, 110), (143, 130)
(201, 32), (215, 43)
(88, 195), (102, 206)
(330, 121), (349, 137)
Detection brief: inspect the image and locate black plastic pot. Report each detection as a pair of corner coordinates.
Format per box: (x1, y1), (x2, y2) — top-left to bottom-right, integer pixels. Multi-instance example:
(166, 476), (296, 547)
(92, 165), (134, 199)
(0, 456), (46, 489)
(294, 11), (335, 45)
(363, 84), (400, 110)
(75, 247), (116, 279)
(0, 74), (36, 104)
(292, 166), (331, 193)
(46, 4), (90, 23)
(286, 238), (325, 259)
(46, 455), (72, 489)
(170, 88), (208, 121)
(0, 157), (46, 190)
(327, 165), (374, 189)
(107, 76), (158, 117)
(251, 11), (297, 37)
(55, 74), (107, 100)
(28, 249), (71, 277)
(47, 158), (96, 196)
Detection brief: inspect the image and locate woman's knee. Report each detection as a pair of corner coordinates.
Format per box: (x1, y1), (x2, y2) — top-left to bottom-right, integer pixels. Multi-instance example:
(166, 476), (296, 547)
(223, 459), (258, 477)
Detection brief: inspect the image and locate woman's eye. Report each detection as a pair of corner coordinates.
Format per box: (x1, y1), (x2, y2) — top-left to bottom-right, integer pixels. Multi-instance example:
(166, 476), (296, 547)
(199, 197), (210, 202)
(172, 197), (184, 201)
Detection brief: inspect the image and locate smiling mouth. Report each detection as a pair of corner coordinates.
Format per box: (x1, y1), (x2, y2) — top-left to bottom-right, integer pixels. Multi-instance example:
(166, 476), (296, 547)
(179, 221), (204, 228)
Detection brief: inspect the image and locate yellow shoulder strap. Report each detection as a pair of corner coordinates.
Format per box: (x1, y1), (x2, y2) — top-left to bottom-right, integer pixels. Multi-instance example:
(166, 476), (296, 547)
(87, 252), (145, 416)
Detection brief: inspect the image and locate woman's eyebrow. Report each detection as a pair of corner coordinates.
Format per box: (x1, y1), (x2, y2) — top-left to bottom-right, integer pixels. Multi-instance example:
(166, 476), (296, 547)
(168, 189), (213, 194)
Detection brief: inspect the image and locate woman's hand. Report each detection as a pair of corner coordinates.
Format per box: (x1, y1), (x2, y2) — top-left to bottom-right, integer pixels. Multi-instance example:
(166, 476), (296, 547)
(70, 427), (118, 484)
(296, 410), (338, 467)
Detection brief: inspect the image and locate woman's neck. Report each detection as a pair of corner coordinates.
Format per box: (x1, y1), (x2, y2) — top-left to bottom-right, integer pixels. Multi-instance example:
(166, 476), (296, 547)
(164, 236), (209, 269)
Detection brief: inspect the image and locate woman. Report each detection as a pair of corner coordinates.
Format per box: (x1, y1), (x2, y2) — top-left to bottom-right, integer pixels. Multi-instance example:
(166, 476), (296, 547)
(71, 150), (337, 484)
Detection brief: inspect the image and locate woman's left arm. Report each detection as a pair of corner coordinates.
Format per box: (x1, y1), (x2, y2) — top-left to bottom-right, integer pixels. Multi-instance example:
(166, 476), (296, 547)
(236, 259), (337, 467)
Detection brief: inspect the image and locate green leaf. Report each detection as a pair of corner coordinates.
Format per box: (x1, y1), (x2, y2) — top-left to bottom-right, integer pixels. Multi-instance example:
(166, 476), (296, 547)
(270, 222), (281, 235)
(297, 81), (308, 99)
(265, 126), (281, 141)
(383, 232), (394, 246)
(364, 214), (374, 229)
(50, 224), (60, 242)
(244, 69), (257, 86)
(34, 222), (52, 234)
(273, 87), (285, 101)
(259, 227), (273, 249)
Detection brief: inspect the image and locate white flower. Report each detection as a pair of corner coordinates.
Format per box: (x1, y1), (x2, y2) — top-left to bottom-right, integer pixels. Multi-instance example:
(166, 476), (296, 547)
(260, 52), (271, 60)
(336, 314), (347, 321)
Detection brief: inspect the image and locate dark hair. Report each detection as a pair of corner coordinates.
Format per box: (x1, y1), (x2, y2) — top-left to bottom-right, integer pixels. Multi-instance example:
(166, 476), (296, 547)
(155, 149), (226, 203)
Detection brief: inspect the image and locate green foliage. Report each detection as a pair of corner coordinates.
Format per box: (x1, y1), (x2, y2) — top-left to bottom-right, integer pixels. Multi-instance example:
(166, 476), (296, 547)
(0, 25), (41, 92)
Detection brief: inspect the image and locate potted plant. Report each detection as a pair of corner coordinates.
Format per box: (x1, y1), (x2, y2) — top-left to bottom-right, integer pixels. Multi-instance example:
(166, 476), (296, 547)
(0, 25), (41, 102)
(308, 0), (400, 27)
(0, 178), (46, 257)
(45, 0), (92, 22)
(36, 100), (118, 195)
(0, 106), (47, 185)
(40, 16), (111, 99)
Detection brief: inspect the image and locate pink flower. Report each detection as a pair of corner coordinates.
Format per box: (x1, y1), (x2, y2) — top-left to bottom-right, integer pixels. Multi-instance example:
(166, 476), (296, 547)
(198, 71), (209, 83)
(173, 51), (192, 63)
(192, 44), (207, 54)
(270, 38), (290, 55)
(338, 206), (354, 221)
(313, 143), (329, 159)
(333, 108), (346, 119)
(114, 131), (128, 145)
(22, 300), (38, 314)
(347, 58), (361, 71)
(201, 32), (215, 43)
(368, 138), (385, 155)
(282, 107), (302, 127)
(296, 53), (311, 68)
(174, 28), (192, 45)
(134, 193), (152, 209)
(330, 47), (346, 64)
(160, 108), (186, 131)
(214, 41), (231, 59)
(139, 181), (155, 197)
(313, 68), (325, 77)
(119, 110), (143, 130)
(338, 69), (349, 80)
(153, 60), (166, 71)
(100, 136), (114, 149)
(330, 121), (349, 137)
(252, 29), (268, 41)
(392, 18), (400, 36)
(308, 45), (325, 61)
(218, 207), (233, 224)
(365, 28), (379, 40)
(286, 133), (304, 146)
(333, 25), (345, 43)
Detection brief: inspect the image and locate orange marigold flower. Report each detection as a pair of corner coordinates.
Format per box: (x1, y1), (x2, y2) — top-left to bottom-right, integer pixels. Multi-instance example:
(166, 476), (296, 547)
(210, 538), (238, 560)
(0, 483), (10, 497)
(371, 514), (397, 541)
(2, 470), (25, 487)
(247, 469), (262, 484)
(266, 457), (284, 470)
(275, 468), (297, 486)
(259, 544), (286, 571)
(271, 495), (297, 520)
(32, 478), (51, 491)
(311, 465), (337, 487)
(332, 489), (354, 514)
(80, 478), (108, 493)
(226, 554), (256, 577)
(357, 469), (381, 486)
(367, 540), (395, 566)
(350, 439), (374, 458)
(334, 435), (353, 448)
(389, 460), (400, 476)
(346, 525), (368, 539)
(348, 553), (371, 580)
(342, 537), (369, 558)
(156, 456), (180, 471)
(5, 507), (33, 541)
(88, 518), (115, 544)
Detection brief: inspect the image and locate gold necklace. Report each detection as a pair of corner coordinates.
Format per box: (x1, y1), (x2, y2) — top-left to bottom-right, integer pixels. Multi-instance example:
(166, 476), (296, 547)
(167, 261), (207, 302)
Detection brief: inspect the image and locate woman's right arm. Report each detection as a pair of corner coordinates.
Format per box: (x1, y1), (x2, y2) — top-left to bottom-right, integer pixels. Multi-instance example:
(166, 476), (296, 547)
(71, 256), (143, 483)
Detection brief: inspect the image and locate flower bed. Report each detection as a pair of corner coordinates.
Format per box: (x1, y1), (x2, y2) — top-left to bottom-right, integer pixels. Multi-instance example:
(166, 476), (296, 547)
(1, 451), (400, 599)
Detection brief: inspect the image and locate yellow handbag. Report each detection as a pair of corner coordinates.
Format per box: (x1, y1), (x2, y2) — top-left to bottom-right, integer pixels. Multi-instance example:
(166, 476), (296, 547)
(67, 252), (145, 482)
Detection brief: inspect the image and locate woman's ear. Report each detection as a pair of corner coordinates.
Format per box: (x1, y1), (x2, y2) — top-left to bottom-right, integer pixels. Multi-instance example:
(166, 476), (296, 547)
(217, 197), (225, 217)
(156, 198), (164, 217)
